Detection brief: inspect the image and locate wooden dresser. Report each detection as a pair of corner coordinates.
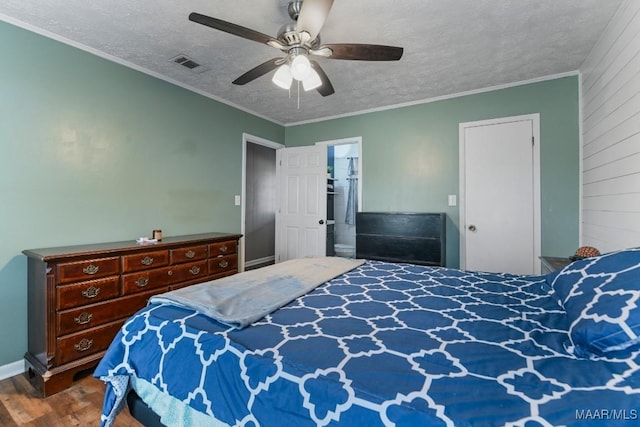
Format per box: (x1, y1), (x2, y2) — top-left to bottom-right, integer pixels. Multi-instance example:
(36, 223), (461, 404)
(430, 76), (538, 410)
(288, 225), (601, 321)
(23, 232), (241, 396)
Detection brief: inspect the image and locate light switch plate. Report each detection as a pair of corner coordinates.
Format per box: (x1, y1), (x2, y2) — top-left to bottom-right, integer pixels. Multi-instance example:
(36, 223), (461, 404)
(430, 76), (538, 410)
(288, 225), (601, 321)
(448, 195), (457, 206)
(234, 195), (241, 206)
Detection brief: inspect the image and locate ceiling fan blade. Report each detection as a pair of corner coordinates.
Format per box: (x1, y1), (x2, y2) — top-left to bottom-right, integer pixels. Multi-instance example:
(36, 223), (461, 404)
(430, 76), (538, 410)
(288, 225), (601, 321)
(310, 60), (335, 97)
(232, 58), (282, 85)
(189, 12), (278, 46)
(295, 0), (334, 42)
(321, 43), (404, 61)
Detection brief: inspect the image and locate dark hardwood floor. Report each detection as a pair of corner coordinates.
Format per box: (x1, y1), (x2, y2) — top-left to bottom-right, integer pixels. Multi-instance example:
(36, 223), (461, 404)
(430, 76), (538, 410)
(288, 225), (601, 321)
(0, 373), (140, 426)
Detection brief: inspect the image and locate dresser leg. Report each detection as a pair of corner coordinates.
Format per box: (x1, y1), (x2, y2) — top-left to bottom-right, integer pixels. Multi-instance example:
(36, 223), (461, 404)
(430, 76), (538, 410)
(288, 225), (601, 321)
(24, 352), (103, 397)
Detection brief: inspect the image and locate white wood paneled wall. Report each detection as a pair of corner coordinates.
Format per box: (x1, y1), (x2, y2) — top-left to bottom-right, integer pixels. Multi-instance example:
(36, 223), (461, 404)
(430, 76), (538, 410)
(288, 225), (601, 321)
(581, 0), (640, 252)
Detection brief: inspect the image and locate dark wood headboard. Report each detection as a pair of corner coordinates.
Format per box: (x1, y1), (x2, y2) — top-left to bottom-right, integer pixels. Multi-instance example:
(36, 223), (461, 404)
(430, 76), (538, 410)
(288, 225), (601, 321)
(355, 212), (446, 266)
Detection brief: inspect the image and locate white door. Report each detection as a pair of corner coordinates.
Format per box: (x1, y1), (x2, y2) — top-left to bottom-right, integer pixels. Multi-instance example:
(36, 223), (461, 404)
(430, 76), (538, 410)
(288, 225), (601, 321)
(459, 114), (540, 275)
(275, 145), (327, 262)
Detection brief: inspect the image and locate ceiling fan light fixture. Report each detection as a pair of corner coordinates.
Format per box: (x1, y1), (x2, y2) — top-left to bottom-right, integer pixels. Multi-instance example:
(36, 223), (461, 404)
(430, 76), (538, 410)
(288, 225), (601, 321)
(302, 68), (322, 91)
(189, 0), (402, 98)
(272, 64), (293, 89)
(291, 54), (312, 81)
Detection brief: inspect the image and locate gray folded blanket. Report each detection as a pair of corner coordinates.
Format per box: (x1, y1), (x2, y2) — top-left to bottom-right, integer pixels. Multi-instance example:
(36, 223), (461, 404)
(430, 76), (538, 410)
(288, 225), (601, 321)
(149, 256), (365, 328)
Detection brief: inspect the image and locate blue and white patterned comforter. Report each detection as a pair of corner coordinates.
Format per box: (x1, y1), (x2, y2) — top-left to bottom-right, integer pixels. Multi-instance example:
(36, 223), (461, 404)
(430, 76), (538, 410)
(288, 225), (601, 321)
(95, 261), (640, 426)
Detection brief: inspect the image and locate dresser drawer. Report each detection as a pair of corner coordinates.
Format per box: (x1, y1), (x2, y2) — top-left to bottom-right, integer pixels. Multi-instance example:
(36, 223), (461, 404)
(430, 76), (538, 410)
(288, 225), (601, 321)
(209, 240), (237, 257)
(121, 250), (169, 273)
(57, 320), (125, 365)
(57, 257), (120, 284)
(208, 254), (238, 275)
(58, 288), (161, 335)
(167, 260), (208, 284)
(122, 267), (173, 295)
(170, 244), (208, 264)
(57, 276), (120, 310)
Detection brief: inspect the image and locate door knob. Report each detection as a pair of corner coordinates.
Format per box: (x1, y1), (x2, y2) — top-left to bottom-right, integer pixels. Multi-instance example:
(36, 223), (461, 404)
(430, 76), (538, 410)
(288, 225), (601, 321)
(319, 219), (325, 225)
(468, 224), (477, 232)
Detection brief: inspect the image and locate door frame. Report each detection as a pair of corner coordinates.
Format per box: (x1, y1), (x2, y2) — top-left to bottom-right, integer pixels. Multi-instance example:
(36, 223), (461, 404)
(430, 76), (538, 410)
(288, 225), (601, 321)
(458, 114), (541, 274)
(241, 133), (284, 272)
(315, 136), (363, 213)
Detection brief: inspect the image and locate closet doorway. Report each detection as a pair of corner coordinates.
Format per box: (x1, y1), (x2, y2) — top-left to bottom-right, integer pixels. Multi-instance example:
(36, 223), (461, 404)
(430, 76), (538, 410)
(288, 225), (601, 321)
(317, 137), (362, 259)
(241, 133), (283, 271)
(458, 114), (540, 275)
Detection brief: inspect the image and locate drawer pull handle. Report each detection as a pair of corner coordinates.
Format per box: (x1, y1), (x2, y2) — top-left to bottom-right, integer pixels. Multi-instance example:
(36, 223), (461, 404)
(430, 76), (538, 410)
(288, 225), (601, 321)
(83, 264), (99, 275)
(219, 260), (229, 268)
(141, 256), (154, 266)
(74, 338), (93, 352)
(136, 277), (149, 287)
(185, 250), (196, 259)
(82, 286), (100, 299)
(74, 312), (93, 325)
(219, 245), (228, 253)
(189, 266), (200, 275)
(167, 270), (173, 276)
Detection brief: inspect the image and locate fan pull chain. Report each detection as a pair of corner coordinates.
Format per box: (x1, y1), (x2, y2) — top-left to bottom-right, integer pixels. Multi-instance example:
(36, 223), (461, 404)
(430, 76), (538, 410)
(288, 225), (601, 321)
(297, 80), (300, 109)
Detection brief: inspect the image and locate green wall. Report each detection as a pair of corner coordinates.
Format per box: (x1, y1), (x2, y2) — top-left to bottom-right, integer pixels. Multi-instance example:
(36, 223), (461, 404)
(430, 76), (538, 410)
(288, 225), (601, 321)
(0, 21), (284, 366)
(0, 19), (580, 368)
(285, 76), (580, 268)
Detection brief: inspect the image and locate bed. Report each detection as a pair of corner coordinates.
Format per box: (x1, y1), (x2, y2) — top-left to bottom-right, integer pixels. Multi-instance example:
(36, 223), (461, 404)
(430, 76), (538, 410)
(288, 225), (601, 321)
(95, 215), (640, 427)
(94, 213), (640, 427)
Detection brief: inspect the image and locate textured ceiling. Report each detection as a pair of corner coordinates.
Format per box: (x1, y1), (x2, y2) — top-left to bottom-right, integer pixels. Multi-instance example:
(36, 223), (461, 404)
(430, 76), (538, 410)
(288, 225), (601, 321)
(0, 0), (623, 125)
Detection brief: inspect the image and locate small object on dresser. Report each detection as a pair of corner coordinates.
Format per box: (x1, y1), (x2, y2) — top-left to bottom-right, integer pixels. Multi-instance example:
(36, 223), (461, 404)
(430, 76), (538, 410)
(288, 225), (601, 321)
(136, 237), (158, 244)
(152, 229), (162, 241)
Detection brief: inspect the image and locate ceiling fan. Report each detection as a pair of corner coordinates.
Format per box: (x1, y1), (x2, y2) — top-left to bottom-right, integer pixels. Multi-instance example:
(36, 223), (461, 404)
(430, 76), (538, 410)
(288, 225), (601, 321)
(189, 0), (403, 97)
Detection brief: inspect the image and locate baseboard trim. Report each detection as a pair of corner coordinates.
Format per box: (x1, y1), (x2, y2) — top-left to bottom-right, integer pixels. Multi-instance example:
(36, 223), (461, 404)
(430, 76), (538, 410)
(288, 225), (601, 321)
(0, 359), (25, 381)
(245, 255), (275, 268)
